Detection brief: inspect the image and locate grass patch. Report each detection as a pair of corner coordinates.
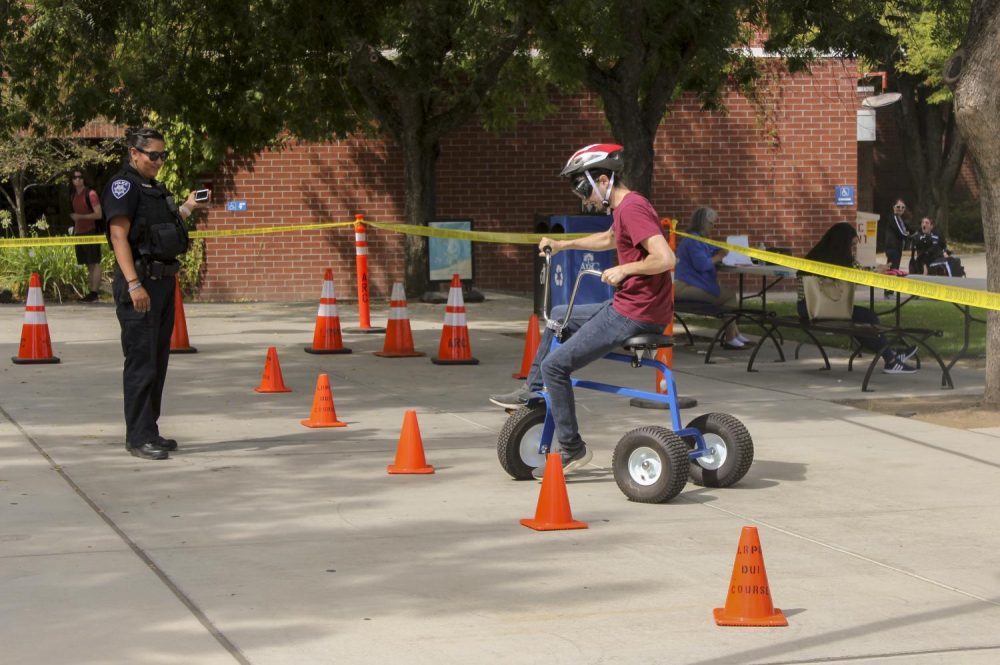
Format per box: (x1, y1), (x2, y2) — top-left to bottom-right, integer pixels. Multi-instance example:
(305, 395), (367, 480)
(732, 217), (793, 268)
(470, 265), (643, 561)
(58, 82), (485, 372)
(682, 299), (986, 358)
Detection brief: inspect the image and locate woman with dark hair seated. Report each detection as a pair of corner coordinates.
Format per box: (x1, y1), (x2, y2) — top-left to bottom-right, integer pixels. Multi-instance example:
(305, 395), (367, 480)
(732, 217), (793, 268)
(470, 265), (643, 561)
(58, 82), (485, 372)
(798, 222), (917, 375)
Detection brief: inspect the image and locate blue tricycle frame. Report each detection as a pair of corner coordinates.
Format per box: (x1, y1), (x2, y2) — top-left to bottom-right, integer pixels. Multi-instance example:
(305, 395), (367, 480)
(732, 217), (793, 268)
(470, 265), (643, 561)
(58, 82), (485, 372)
(497, 253), (754, 503)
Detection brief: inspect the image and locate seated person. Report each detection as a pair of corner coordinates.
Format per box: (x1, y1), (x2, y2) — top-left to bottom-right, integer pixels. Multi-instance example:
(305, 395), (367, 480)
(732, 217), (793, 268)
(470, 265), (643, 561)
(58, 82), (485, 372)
(673, 207), (748, 349)
(910, 217), (954, 275)
(797, 222), (917, 375)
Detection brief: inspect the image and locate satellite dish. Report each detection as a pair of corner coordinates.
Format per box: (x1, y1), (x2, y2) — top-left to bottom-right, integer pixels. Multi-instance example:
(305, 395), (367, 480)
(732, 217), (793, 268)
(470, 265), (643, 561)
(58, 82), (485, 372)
(862, 92), (902, 108)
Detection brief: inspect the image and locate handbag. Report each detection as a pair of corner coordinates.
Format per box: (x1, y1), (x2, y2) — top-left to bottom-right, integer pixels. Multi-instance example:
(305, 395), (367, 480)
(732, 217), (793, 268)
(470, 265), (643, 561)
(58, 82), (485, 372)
(802, 275), (854, 320)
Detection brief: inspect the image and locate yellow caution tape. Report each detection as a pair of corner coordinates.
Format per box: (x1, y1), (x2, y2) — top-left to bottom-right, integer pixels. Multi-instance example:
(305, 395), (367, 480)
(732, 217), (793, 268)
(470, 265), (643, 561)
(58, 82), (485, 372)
(672, 229), (998, 311)
(4, 217), (993, 310)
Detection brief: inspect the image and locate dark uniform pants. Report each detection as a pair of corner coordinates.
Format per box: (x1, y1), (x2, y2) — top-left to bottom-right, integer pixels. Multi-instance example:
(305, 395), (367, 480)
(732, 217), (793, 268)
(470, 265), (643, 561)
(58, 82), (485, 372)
(113, 271), (175, 446)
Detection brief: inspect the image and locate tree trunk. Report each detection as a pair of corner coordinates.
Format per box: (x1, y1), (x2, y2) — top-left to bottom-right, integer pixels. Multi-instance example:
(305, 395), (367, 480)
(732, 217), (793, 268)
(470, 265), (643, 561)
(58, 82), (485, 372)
(947, 0), (1000, 406)
(399, 127), (438, 298)
(13, 170), (28, 238)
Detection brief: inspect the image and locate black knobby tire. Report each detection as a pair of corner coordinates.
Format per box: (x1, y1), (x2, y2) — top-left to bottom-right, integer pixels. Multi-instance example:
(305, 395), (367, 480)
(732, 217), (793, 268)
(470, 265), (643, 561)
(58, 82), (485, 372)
(683, 413), (754, 488)
(497, 404), (548, 480)
(612, 426), (689, 503)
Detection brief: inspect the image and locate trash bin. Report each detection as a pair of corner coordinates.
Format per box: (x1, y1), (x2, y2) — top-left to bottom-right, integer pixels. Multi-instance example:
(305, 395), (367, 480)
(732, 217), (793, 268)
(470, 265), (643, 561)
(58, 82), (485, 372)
(534, 214), (616, 317)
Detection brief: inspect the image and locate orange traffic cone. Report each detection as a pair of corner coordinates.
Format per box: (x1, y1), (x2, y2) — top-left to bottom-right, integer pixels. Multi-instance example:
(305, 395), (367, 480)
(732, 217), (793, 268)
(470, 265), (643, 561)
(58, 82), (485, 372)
(300, 373), (347, 428)
(374, 282), (424, 358)
(305, 269), (352, 355)
(512, 313), (540, 379)
(255, 346), (292, 393)
(170, 279), (197, 353)
(387, 410), (434, 474)
(12, 272), (59, 365)
(520, 452), (588, 531)
(714, 526), (787, 626)
(431, 274), (478, 365)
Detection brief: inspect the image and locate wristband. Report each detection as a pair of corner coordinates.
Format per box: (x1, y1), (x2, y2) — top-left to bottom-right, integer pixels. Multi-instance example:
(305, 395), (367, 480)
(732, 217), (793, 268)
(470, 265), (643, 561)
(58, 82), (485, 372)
(127, 278), (140, 284)
(128, 283), (143, 294)
(179, 204), (191, 217)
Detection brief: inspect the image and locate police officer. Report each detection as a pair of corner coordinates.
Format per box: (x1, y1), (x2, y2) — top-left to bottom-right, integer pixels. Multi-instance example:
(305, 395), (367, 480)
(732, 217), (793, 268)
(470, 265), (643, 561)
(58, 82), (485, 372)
(103, 127), (206, 460)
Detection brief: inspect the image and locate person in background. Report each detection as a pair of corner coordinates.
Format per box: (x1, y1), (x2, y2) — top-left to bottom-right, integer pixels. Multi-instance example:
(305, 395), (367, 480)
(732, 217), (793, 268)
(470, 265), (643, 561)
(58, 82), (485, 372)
(798, 222), (917, 374)
(69, 170), (104, 302)
(910, 217), (953, 275)
(883, 197), (911, 297)
(673, 206), (748, 349)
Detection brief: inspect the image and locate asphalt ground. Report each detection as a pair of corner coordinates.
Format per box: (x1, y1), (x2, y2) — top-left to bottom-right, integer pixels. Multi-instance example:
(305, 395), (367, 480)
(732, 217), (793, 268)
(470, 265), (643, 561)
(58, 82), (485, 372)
(1, 286), (998, 665)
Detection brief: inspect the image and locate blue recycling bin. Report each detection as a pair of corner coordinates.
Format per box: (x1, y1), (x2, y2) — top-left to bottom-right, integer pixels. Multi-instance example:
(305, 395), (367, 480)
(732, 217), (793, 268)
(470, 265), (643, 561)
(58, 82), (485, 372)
(534, 214), (616, 316)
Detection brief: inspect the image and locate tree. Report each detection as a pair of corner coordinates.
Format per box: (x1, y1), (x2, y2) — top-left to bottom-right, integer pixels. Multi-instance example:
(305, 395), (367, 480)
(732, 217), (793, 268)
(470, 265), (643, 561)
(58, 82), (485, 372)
(944, 0), (1000, 405)
(764, 0), (972, 233)
(0, 135), (115, 237)
(535, 0), (765, 198)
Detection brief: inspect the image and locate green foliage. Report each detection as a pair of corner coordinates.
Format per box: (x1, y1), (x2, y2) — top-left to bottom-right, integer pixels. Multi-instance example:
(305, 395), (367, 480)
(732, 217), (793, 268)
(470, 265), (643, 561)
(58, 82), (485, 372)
(0, 221), (108, 301)
(947, 199), (984, 243)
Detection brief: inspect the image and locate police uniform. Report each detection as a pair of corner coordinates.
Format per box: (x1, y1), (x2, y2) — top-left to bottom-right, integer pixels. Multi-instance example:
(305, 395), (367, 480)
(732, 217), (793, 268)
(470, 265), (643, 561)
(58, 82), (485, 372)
(101, 164), (189, 455)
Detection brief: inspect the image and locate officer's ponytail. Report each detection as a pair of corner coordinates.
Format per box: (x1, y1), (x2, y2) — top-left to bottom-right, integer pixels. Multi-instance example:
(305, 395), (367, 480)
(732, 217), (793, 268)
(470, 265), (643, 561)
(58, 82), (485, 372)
(125, 126), (164, 150)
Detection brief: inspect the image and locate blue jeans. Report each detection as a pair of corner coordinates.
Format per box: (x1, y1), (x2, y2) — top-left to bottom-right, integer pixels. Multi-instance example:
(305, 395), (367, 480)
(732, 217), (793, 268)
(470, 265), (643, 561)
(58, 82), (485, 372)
(526, 301), (665, 451)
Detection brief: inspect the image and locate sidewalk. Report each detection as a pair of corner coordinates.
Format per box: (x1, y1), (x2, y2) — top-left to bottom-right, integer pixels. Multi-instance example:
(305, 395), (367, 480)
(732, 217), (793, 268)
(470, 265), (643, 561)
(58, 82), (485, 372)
(1, 294), (998, 665)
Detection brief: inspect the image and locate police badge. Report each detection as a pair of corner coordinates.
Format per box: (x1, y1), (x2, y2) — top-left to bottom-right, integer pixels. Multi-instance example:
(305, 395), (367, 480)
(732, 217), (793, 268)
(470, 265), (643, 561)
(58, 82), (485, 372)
(111, 179), (131, 199)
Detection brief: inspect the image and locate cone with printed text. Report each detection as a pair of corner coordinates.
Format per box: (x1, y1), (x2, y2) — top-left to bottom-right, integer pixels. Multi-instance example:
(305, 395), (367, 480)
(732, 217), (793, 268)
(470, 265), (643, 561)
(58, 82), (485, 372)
(512, 313), (540, 379)
(170, 279), (197, 353)
(374, 282), (424, 358)
(431, 274), (478, 365)
(300, 373), (347, 428)
(714, 526), (787, 626)
(387, 410), (434, 474)
(12, 272), (59, 364)
(255, 346), (292, 393)
(305, 269), (352, 354)
(520, 452), (588, 531)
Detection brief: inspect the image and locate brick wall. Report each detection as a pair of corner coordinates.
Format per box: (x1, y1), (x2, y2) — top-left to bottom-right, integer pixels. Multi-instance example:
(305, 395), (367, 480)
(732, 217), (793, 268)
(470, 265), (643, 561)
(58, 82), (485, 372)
(196, 59), (860, 302)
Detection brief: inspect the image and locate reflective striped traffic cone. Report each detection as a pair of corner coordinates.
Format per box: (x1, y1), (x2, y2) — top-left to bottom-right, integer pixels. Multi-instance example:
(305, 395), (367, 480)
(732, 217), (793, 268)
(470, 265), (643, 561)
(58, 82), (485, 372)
(170, 279), (197, 353)
(305, 269), (352, 355)
(512, 313), (540, 379)
(374, 282), (424, 358)
(12, 272), (59, 364)
(431, 274), (478, 365)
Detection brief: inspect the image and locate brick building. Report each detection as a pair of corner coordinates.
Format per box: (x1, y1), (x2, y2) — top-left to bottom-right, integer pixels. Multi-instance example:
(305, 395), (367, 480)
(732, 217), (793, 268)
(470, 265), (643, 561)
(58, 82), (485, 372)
(72, 59), (886, 301)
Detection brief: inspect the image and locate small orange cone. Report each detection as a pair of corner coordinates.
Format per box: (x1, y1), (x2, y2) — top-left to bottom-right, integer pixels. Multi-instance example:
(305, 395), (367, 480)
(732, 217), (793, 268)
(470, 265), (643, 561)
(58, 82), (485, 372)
(12, 272), (59, 364)
(714, 526), (787, 627)
(520, 452), (588, 531)
(374, 282), (424, 358)
(255, 346), (292, 393)
(300, 373), (347, 428)
(170, 279), (198, 353)
(387, 410), (434, 474)
(512, 313), (540, 379)
(305, 269), (352, 355)
(431, 274), (478, 365)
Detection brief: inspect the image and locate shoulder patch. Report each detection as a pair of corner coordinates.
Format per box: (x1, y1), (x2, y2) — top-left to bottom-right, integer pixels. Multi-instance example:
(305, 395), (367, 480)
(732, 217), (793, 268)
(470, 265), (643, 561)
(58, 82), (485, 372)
(111, 179), (131, 199)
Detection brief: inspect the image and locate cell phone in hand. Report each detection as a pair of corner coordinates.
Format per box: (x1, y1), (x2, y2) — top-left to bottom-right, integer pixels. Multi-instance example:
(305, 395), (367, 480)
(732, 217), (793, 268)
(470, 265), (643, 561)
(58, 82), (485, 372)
(194, 189), (210, 202)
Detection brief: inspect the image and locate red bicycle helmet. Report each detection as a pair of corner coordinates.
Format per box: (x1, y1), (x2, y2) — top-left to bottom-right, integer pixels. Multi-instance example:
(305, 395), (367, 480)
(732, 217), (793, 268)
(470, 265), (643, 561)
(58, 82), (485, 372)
(559, 143), (624, 177)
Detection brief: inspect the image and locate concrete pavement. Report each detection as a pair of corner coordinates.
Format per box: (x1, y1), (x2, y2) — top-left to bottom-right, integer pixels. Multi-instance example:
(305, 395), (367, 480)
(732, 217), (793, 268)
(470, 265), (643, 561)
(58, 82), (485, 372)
(1, 292), (998, 664)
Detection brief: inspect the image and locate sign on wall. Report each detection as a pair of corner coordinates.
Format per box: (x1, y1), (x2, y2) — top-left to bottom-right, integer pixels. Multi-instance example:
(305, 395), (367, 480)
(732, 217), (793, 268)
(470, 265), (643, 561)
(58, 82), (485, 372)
(428, 220), (474, 282)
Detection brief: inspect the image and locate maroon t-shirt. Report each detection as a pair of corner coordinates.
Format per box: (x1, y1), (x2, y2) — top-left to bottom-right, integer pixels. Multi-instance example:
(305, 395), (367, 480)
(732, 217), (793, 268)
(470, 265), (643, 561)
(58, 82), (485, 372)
(611, 192), (673, 324)
(71, 189), (100, 234)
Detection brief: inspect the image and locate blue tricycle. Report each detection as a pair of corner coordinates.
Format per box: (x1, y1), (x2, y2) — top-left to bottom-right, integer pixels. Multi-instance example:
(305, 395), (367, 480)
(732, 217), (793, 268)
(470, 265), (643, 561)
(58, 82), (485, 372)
(497, 252), (754, 503)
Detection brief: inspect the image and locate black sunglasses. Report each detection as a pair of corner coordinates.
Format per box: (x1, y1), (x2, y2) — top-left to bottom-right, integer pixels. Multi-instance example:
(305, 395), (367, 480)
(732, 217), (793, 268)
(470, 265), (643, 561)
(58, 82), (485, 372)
(571, 175), (593, 200)
(133, 146), (170, 162)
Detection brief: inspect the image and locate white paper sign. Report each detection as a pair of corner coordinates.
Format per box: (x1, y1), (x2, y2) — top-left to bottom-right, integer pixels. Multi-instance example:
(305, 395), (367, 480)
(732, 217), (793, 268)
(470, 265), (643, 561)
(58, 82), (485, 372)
(722, 235), (754, 266)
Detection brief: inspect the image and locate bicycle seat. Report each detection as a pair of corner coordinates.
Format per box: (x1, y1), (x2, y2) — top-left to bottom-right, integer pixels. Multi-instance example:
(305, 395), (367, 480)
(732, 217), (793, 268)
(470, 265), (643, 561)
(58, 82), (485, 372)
(622, 334), (673, 352)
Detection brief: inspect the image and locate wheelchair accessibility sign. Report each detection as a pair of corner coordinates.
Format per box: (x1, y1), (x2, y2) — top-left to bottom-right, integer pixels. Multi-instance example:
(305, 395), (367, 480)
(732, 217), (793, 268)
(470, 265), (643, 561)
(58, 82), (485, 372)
(835, 186), (855, 206)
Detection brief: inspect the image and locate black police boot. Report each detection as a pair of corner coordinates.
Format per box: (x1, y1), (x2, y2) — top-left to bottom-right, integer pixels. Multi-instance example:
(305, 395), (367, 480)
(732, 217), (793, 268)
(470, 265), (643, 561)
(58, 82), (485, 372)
(127, 442), (169, 460)
(155, 436), (178, 451)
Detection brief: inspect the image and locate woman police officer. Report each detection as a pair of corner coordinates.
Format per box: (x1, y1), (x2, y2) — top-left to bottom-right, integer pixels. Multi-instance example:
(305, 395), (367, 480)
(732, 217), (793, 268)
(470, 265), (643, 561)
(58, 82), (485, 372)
(103, 127), (207, 460)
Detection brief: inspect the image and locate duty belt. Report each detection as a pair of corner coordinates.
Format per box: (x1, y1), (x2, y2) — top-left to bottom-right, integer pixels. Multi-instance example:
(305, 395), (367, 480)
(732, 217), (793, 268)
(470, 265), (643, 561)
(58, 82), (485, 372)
(135, 259), (180, 280)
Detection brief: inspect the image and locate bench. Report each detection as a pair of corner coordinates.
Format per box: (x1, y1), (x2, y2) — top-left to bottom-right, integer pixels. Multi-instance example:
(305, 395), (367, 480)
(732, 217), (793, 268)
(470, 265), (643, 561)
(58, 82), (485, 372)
(673, 300), (784, 364)
(745, 315), (953, 392)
